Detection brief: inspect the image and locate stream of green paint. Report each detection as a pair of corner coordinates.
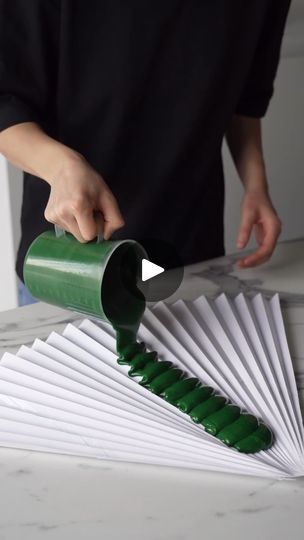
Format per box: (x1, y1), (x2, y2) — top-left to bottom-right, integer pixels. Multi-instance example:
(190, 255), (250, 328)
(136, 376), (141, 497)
(102, 249), (274, 454)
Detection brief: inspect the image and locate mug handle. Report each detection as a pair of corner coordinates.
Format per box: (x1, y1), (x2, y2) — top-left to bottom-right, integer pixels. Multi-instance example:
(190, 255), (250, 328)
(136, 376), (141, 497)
(54, 214), (104, 244)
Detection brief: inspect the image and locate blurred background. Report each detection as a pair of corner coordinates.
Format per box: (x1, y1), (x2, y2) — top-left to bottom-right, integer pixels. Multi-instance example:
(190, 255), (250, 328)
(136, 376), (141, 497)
(0, 0), (303, 312)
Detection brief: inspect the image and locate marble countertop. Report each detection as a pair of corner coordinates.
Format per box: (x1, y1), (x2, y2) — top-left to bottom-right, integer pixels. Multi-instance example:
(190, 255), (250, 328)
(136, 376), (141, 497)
(1, 238), (304, 540)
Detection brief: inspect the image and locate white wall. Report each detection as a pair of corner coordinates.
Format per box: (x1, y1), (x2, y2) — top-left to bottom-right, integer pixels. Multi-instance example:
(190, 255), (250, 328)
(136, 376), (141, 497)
(224, 0), (304, 252)
(224, 56), (304, 252)
(0, 156), (19, 310)
(7, 162), (23, 257)
(0, 1), (303, 311)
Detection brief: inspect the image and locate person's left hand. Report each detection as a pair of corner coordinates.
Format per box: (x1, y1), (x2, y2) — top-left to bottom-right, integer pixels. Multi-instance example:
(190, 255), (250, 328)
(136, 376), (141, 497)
(236, 190), (282, 268)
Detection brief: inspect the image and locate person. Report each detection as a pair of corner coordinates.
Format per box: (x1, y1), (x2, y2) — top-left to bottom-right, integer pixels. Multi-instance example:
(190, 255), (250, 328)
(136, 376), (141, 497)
(0, 1), (290, 301)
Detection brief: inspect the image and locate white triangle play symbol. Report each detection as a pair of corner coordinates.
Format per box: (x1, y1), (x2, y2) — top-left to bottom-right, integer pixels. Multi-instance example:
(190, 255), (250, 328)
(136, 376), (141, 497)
(141, 259), (165, 282)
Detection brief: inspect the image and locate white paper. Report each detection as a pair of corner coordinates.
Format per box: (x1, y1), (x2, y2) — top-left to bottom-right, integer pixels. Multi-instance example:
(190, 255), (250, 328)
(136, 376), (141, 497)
(0, 293), (303, 478)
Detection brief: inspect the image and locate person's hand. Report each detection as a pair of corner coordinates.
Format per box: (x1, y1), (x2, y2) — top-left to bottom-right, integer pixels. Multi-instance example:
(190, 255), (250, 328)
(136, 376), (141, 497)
(236, 189), (282, 268)
(44, 154), (125, 242)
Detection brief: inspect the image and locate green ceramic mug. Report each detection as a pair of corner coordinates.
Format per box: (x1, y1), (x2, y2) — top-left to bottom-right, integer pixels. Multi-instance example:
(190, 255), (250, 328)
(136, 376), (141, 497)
(23, 229), (148, 322)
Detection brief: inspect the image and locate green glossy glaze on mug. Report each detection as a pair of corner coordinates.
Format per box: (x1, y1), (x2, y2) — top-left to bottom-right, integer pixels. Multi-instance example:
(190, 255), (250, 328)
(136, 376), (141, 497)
(24, 230), (147, 321)
(201, 404), (241, 435)
(217, 414), (259, 446)
(190, 396), (227, 423)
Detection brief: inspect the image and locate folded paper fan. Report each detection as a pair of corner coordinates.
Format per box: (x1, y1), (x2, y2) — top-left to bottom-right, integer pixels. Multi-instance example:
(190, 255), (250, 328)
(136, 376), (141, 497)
(0, 292), (303, 479)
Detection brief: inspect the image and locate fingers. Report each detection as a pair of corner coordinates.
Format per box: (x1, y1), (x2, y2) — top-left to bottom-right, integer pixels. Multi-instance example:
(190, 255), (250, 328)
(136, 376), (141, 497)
(237, 216), (282, 269)
(73, 204), (99, 242)
(45, 205), (87, 243)
(236, 210), (255, 249)
(99, 190), (125, 240)
(59, 217), (86, 243)
(45, 191), (125, 243)
(45, 199), (97, 242)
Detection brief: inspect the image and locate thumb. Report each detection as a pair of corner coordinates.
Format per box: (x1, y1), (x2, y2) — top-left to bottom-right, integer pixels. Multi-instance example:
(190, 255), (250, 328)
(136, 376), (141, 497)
(237, 210), (255, 249)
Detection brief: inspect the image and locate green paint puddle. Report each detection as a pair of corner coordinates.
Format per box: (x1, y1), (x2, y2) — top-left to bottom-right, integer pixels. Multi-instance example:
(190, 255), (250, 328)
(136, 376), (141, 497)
(101, 246), (274, 454)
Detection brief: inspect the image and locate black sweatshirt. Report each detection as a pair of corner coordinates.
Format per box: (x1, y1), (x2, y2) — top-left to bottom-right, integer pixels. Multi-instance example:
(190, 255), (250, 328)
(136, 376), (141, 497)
(0, 0), (290, 279)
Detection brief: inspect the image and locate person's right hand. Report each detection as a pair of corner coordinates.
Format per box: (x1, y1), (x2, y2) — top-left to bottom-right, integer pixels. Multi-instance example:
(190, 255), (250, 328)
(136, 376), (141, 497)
(44, 154), (125, 242)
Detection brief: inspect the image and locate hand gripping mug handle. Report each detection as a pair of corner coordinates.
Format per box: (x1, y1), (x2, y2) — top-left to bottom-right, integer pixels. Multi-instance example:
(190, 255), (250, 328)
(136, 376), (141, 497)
(54, 213), (104, 244)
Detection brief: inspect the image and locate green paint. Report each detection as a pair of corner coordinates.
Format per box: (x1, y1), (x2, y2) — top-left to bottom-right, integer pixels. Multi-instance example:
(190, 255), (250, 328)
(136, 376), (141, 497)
(176, 386), (214, 413)
(148, 368), (184, 395)
(202, 404), (241, 435)
(23, 232), (274, 454)
(217, 414), (259, 446)
(138, 360), (173, 385)
(100, 243), (274, 455)
(163, 378), (198, 404)
(190, 396), (227, 423)
(233, 423), (274, 453)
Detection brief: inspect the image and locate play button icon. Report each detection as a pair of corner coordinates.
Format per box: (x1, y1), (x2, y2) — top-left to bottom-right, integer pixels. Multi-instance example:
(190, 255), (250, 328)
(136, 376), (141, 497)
(142, 259), (164, 282)
(136, 238), (184, 302)
(118, 237), (184, 303)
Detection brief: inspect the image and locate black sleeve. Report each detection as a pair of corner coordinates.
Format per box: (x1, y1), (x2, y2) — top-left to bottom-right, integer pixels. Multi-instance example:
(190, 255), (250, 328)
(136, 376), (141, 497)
(235, 0), (291, 118)
(0, 0), (59, 132)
